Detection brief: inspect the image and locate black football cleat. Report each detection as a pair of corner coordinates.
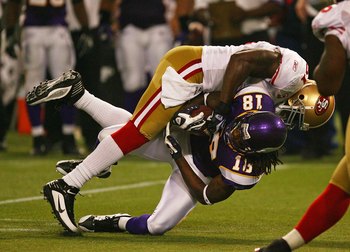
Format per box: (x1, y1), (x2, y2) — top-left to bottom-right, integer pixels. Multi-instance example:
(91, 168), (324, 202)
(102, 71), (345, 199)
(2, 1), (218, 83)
(78, 214), (131, 232)
(56, 160), (112, 179)
(26, 70), (84, 106)
(43, 179), (80, 233)
(255, 239), (292, 252)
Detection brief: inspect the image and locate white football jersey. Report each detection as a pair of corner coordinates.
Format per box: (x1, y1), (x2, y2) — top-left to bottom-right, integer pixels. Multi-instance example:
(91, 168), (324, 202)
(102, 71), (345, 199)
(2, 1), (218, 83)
(201, 41), (308, 105)
(312, 1), (350, 59)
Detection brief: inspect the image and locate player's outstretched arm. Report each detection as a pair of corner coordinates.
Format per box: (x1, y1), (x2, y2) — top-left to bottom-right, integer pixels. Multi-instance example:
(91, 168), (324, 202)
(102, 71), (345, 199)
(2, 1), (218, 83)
(174, 153), (235, 205)
(165, 125), (235, 205)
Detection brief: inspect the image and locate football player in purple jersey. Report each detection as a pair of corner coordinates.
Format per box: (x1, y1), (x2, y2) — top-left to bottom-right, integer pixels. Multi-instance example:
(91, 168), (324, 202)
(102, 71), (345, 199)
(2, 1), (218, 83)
(51, 86), (288, 235)
(4, 0), (89, 155)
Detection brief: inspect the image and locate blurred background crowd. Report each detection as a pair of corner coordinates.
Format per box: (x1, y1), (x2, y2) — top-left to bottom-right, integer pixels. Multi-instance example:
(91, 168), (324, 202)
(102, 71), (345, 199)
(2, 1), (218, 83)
(0, 0), (348, 158)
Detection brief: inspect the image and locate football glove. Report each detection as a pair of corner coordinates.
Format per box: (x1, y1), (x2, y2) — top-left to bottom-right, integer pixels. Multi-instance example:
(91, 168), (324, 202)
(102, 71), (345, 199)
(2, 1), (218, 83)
(165, 123), (182, 160)
(76, 28), (94, 58)
(171, 105), (206, 132)
(206, 101), (231, 134)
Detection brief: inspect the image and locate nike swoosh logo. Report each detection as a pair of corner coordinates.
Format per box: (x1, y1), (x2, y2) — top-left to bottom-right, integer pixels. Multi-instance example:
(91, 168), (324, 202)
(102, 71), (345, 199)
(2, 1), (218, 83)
(67, 189), (76, 195)
(57, 195), (65, 213)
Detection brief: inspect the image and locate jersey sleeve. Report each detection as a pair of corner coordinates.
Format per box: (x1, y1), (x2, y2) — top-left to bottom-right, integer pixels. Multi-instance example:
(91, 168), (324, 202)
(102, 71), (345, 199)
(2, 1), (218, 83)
(312, 3), (350, 58)
(215, 135), (263, 190)
(269, 48), (308, 102)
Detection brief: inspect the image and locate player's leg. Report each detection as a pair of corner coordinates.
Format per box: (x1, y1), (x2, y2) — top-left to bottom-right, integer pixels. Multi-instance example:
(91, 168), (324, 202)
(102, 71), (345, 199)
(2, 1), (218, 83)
(56, 125), (129, 178)
(78, 167), (198, 234)
(116, 25), (147, 112)
(256, 118), (350, 252)
(22, 27), (48, 155)
(78, 131), (210, 234)
(64, 45), (204, 186)
(146, 24), (173, 76)
(288, 118), (350, 248)
(48, 26), (80, 154)
(41, 46), (203, 233)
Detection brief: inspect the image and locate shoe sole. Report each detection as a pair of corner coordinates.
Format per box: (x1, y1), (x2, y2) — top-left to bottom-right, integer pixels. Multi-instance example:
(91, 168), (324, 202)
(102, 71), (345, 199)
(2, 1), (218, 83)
(77, 215), (95, 232)
(56, 161), (112, 179)
(55, 160), (82, 176)
(29, 86), (73, 105)
(43, 185), (79, 233)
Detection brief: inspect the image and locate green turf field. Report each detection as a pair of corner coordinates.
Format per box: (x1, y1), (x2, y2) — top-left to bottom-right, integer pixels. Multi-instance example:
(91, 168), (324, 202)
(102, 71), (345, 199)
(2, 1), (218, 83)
(0, 131), (349, 252)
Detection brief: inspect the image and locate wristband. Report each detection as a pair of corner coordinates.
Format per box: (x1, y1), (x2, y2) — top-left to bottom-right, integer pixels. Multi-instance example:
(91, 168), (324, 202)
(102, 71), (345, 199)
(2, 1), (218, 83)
(203, 93), (210, 106)
(203, 185), (213, 205)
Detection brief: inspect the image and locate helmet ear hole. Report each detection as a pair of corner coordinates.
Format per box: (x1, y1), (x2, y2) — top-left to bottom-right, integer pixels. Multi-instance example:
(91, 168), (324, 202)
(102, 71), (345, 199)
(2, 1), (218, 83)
(299, 94), (305, 100)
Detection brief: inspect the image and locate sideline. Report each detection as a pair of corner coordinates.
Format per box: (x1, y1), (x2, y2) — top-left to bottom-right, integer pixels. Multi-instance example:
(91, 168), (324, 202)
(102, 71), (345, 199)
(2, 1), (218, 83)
(0, 180), (165, 205)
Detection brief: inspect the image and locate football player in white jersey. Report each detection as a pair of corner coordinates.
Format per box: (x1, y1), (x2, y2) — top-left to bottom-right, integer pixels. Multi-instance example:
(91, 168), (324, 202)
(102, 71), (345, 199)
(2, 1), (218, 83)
(256, 1), (350, 251)
(26, 41), (314, 233)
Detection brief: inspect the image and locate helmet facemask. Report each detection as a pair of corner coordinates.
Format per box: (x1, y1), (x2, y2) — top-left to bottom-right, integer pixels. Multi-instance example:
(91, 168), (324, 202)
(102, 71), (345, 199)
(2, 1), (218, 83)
(276, 96), (308, 131)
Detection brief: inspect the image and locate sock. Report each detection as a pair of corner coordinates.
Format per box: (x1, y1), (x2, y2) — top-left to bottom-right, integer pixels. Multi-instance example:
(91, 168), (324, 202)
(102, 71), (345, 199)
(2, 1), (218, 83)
(282, 229), (305, 250)
(63, 135), (124, 188)
(75, 90), (131, 127)
(27, 104), (42, 127)
(125, 214), (151, 234)
(293, 183), (350, 245)
(118, 216), (132, 230)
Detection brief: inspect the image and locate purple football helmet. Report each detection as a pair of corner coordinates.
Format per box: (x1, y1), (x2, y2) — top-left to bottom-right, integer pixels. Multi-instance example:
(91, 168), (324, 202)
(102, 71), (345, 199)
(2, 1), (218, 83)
(224, 111), (287, 154)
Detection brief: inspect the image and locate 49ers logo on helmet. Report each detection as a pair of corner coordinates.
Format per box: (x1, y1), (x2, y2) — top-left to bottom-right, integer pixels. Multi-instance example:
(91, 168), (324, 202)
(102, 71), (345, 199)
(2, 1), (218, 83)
(315, 96), (330, 115)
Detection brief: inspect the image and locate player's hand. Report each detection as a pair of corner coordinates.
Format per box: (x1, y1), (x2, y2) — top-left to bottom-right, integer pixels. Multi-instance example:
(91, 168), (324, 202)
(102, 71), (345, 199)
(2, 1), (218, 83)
(172, 105), (206, 132)
(165, 123), (182, 160)
(206, 101), (231, 134)
(77, 28), (94, 58)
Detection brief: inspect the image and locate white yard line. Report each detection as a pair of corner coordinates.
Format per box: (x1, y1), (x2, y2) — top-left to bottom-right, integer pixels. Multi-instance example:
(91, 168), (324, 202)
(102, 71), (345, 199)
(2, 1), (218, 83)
(0, 228), (43, 232)
(0, 180), (165, 205)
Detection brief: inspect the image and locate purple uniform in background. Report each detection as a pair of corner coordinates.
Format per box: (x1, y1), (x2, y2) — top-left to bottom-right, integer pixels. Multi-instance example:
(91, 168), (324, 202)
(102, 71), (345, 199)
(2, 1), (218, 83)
(24, 0), (67, 26)
(20, 0), (78, 155)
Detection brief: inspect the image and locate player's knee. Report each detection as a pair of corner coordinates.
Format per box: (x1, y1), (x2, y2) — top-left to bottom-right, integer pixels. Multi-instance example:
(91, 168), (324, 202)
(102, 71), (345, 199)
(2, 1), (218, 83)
(98, 125), (123, 142)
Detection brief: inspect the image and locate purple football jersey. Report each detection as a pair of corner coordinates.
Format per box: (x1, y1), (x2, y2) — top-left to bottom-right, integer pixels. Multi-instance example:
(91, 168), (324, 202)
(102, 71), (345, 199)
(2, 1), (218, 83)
(191, 92), (275, 190)
(23, 0), (67, 26)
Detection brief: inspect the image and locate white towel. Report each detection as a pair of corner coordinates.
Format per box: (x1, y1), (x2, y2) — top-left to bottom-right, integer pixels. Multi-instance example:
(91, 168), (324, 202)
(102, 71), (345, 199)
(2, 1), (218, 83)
(161, 66), (203, 108)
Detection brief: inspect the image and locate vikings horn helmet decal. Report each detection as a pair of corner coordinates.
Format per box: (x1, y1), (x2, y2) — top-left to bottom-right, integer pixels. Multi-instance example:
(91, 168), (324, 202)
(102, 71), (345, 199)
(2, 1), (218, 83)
(224, 111), (287, 154)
